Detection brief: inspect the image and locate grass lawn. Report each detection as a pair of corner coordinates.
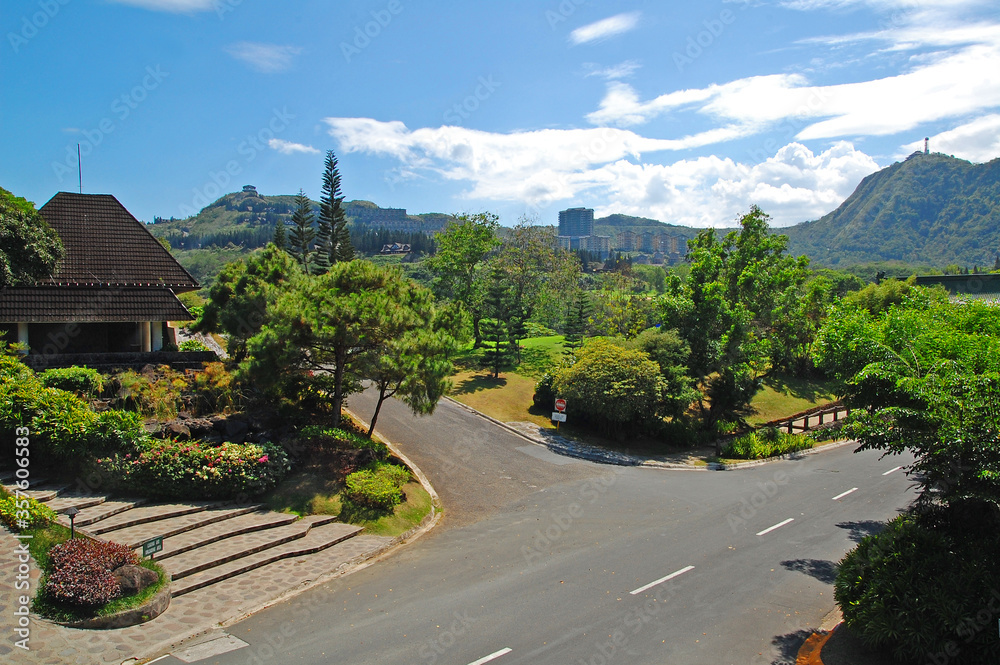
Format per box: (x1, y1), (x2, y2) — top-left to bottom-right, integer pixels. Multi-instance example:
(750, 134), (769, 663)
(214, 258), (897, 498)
(748, 374), (840, 425)
(262, 471), (432, 538)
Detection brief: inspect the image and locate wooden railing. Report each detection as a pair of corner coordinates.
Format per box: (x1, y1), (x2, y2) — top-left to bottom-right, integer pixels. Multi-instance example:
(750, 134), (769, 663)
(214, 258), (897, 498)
(763, 402), (851, 434)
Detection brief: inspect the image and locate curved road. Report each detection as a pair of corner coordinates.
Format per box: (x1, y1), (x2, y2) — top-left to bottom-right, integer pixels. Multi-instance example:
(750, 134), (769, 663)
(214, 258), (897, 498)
(159, 391), (916, 665)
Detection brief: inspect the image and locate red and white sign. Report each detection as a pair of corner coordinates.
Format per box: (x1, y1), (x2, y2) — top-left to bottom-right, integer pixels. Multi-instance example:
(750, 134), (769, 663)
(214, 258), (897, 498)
(554, 398), (567, 412)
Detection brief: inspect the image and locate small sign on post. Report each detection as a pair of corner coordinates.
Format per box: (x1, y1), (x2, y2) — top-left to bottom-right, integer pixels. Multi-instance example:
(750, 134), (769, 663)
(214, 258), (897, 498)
(142, 536), (163, 559)
(552, 398), (567, 428)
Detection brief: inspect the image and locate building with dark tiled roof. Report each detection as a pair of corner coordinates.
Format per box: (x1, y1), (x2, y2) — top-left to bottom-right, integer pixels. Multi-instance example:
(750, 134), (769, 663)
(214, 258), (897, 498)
(0, 192), (199, 361)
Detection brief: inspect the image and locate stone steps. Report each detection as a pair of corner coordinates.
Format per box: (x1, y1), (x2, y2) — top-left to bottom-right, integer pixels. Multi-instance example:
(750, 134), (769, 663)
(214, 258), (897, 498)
(165, 515), (341, 580)
(2, 482), (70, 502)
(45, 493), (108, 514)
(85, 502), (216, 535)
(56, 498), (148, 528)
(171, 520), (364, 597)
(153, 511), (300, 560)
(104, 503), (265, 550)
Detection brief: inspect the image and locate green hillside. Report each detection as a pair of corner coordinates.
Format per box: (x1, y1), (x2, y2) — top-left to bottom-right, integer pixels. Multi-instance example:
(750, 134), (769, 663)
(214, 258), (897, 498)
(147, 188), (452, 286)
(784, 153), (1000, 268)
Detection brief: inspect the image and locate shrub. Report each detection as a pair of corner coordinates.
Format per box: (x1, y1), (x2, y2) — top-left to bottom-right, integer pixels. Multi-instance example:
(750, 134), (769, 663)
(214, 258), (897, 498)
(370, 460), (411, 487)
(0, 493), (57, 532)
(835, 510), (1000, 663)
(0, 382), (98, 463)
(189, 362), (237, 414)
(44, 539), (139, 607)
(299, 425), (389, 459)
(92, 439), (291, 499)
(40, 366), (105, 397)
(91, 409), (148, 453)
(343, 469), (403, 510)
(343, 462), (410, 510)
(552, 339), (665, 436)
(532, 373), (556, 410)
(109, 366), (185, 419)
(722, 427), (813, 459)
(179, 339), (211, 352)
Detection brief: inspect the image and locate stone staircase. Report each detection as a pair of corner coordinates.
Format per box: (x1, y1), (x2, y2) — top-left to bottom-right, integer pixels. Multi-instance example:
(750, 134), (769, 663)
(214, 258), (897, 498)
(2, 476), (366, 598)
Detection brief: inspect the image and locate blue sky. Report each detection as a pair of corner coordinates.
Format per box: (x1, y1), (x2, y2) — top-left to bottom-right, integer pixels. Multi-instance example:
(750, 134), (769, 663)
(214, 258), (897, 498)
(3, 0), (999, 227)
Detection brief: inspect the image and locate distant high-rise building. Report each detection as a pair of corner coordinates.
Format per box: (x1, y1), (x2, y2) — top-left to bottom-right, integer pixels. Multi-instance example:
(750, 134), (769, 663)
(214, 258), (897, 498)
(558, 207), (594, 237)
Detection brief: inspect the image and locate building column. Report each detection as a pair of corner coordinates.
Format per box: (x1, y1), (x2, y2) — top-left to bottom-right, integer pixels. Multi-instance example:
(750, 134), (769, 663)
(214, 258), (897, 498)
(17, 322), (29, 353)
(140, 322), (152, 353)
(151, 322), (163, 351)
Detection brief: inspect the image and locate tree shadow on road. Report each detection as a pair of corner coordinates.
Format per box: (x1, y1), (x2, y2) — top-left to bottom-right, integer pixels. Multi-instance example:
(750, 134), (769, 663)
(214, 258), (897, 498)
(836, 520), (884, 543)
(780, 558), (839, 584)
(769, 629), (813, 665)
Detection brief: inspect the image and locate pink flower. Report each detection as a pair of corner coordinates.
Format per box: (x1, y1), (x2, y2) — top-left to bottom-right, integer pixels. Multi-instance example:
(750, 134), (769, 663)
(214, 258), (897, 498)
(257, 455), (269, 463)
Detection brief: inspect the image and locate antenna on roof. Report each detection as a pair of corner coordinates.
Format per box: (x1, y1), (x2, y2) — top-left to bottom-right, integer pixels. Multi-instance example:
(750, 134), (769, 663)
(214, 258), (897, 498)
(77, 144), (83, 193)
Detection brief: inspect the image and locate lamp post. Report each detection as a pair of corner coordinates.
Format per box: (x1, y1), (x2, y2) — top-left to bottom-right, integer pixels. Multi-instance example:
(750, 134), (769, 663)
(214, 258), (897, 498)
(65, 507), (80, 539)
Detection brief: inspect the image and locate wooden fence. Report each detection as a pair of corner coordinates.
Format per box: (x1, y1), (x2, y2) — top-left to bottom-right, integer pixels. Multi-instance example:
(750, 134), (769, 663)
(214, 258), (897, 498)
(763, 402), (851, 434)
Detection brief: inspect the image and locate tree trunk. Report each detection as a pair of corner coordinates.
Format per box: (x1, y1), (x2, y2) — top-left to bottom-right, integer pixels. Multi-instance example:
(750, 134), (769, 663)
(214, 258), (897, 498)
(367, 383), (392, 438)
(472, 316), (483, 349)
(331, 349), (347, 427)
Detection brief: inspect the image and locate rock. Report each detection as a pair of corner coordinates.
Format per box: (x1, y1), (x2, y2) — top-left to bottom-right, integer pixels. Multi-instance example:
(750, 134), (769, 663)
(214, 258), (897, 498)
(225, 418), (249, 444)
(113, 565), (159, 596)
(165, 421), (191, 440)
(185, 418), (216, 439)
(210, 415), (228, 433)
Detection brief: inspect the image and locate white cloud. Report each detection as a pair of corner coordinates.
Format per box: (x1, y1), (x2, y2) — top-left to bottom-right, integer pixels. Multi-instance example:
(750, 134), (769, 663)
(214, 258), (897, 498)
(585, 43), (1000, 142)
(585, 61), (642, 81)
(225, 42), (302, 73)
(268, 139), (320, 155)
(899, 115), (1000, 163)
(108, 0), (217, 11)
(569, 12), (641, 45)
(324, 117), (879, 227)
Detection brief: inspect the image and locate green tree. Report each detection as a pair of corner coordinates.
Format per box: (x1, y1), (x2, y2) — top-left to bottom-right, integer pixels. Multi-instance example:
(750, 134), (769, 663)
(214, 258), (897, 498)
(425, 212), (500, 346)
(271, 219), (288, 251)
(193, 244), (302, 362)
(359, 299), (466, 436)
(0, 187), (63, 287)
(244, 260), (433, 425)
(630, 327), (698, 419)
(288, 190), (316, 271)
(317, 150), (353, 268)
(553, 339), (665, 436)
(562, 290), (592, 355)
(661, 206), (808, 446)
(480, 263), (513, 378)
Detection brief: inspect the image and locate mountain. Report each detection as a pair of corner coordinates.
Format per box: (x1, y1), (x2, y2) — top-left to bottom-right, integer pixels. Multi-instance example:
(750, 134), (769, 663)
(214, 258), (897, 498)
(148, 187), (453, 285)
(784, 153), (1000, 268)
(594, 214), (706, 244)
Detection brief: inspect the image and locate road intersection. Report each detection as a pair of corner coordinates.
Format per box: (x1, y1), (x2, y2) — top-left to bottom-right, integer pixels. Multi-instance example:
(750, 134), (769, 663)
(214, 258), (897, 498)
(155, 392), (916, 665)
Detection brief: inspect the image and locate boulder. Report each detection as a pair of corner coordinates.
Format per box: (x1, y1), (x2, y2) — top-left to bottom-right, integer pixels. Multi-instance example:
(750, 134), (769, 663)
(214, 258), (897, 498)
(225, 418), (249, 444)
(112, 565), (159, 596)
(164, 421), (191, 440)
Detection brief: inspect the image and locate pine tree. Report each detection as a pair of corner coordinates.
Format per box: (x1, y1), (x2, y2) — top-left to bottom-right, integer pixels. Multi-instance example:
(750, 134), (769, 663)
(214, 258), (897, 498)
(319, 150), (354, 266)
(481, 264), (512, 378)
(288, 190), (316, 272)
(271, 218), (288, 251)
(563, 291), (592, 355)
(994, 254), (1000, 272)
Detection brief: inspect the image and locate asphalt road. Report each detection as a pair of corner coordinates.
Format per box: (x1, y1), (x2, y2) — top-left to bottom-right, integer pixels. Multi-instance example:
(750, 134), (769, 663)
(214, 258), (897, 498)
(161, 392), (917, 665)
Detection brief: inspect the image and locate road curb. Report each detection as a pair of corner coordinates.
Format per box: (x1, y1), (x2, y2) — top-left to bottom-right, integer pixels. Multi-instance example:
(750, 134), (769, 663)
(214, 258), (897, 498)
(444, 396), (856, 471)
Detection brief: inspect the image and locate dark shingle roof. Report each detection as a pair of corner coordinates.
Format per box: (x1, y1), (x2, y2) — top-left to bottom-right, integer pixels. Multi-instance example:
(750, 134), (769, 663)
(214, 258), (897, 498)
(37, 192), (198, 292)
(0, 286), (193, 323)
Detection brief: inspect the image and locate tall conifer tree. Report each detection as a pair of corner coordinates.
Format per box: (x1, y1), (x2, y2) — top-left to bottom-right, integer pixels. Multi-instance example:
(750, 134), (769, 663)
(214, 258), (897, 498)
(288, 190), (316, 272)
(319, 150), (354, 266)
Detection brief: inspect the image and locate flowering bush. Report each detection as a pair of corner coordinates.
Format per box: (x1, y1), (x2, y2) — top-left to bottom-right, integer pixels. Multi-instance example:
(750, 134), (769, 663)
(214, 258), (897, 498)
(0, 493), (57, 532)
(93, 439), (291, 499)
(44, 539), (139, 607)
(299, 425), (389, 459)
